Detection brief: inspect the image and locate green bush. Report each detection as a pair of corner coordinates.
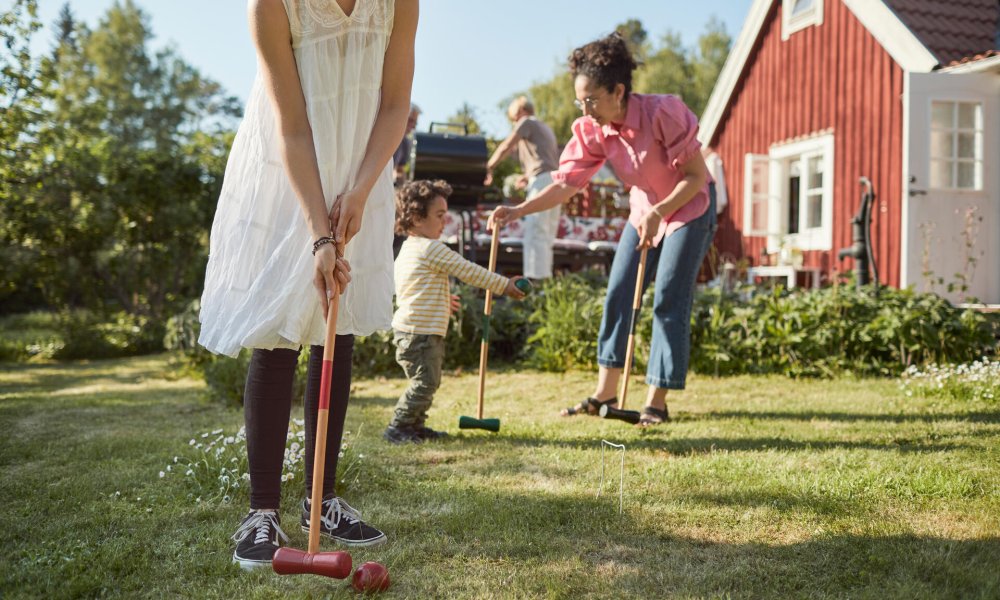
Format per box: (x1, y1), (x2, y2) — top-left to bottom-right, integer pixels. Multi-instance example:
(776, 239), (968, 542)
(165, 275), (999, 404)
(527, 272), (606, 371)
(165, 299), (310, 407)
(689, 284), (998, 377)
(53, 311), (164, 360)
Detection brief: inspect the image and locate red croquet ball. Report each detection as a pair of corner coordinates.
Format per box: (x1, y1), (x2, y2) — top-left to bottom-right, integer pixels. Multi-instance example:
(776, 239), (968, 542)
(351, 561), (390, 593)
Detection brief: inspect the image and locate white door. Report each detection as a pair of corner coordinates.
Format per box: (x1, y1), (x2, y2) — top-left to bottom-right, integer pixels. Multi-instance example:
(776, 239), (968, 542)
(902, 71), (1000, 304)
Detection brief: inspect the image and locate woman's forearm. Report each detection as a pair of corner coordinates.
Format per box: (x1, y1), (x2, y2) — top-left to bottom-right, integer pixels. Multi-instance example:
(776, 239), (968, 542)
(652, 171), (707, 219)
(513, 181), (577, 217)
(279, 131), (334, 240)
(352, 102), (410, 195)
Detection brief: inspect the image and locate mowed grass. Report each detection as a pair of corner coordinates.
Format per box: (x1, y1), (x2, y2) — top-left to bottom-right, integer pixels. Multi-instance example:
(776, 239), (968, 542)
(1, 354), (998, 599)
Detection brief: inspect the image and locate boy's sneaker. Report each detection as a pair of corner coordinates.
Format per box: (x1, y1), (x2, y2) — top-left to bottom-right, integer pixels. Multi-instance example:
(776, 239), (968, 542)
(415, 426), (448, 441)
(301, 495), (387, 547)
(232, 510), (288, 570)
(383, 425), (420, 444)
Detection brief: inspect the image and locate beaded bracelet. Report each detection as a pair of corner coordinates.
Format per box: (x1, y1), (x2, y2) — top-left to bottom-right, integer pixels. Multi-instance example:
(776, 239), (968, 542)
(312, 236), (335, 255)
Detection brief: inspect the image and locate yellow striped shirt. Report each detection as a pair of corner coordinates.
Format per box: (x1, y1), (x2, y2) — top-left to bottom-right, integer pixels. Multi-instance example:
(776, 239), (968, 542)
(392, 237), (509, 336)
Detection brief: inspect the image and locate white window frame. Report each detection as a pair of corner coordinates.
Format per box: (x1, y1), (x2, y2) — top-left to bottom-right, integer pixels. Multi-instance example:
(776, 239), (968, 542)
(782, 0), (824, 40)
(767, 134), (835, 252)
(743, 153), (771, 236)
(929, 100), (984, 191)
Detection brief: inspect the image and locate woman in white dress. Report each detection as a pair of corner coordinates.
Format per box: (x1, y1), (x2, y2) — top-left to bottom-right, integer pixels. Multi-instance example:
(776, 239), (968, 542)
(198, 0), (418, 569)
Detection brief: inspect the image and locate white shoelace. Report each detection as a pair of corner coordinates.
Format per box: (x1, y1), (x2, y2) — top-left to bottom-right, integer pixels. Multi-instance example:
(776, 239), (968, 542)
(232, 511), (290, 546)
(310, 497), (363, 529)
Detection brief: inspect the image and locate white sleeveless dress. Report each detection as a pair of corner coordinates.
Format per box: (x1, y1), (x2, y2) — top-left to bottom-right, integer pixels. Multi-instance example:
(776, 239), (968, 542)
(199, 0), (396, 357)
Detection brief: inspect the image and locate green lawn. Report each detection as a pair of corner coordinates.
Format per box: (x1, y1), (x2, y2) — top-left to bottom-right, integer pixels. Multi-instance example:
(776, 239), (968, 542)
(2, 355), (998, 599)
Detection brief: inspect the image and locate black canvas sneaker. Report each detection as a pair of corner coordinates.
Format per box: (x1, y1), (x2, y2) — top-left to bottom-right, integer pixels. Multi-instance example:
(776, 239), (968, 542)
(301, 495), (386, 547)
(232, 510), (288, 570)
(383, 425), (421, 444)
(415, 425), (448, 441)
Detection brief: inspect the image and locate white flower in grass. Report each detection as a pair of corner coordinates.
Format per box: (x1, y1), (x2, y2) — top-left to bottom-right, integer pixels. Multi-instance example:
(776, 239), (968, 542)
(159, 471), (165, 478)
(173, 456), (179, 463)
(212, 428), (223, 435)
(201, 432), (209, 438)
(225, 436), (235, 445)
(166, 465), (172, 472)
(242, 473), (250, 481)
(189, 439), (196, 446)
(196, 497), (202, 503)
(231, 457), (238, 463)
(186, 469), (194, 476)
(338, 452), (344, 458)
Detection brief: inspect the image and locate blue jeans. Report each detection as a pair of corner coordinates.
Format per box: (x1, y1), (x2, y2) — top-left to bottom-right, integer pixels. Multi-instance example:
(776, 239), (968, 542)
(597, 186), (717, 389)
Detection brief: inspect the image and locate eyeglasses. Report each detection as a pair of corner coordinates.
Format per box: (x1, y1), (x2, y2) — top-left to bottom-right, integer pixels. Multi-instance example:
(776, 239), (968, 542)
(573, 92), (607, 112)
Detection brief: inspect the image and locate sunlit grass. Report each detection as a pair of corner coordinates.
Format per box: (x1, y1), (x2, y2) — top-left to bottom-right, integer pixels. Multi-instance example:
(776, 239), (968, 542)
(2, 354), (998, 598)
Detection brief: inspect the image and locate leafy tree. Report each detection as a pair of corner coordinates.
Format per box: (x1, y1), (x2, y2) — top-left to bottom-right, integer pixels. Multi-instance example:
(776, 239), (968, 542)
(0, 0), (241, 319)
(615, 18), (649, 63)
(689, 16), (732, 116)
(445, 102), (483, 135)
(634, 32), (689, 99)
(0, 0), (46, 311)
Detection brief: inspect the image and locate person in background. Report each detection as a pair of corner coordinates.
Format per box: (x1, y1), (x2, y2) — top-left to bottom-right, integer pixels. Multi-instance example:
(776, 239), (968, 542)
(393, 103), (421, 183)
(490, 33), (717, 427)
(485, 96), (561, 279)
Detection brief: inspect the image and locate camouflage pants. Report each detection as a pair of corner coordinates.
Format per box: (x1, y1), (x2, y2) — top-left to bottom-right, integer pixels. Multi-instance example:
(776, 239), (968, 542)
(390, 330), (445, 428)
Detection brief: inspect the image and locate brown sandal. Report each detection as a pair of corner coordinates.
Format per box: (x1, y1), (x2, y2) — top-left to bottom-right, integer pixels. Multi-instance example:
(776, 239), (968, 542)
(637, 405), (669, 427)
(560, 397), (617, 417)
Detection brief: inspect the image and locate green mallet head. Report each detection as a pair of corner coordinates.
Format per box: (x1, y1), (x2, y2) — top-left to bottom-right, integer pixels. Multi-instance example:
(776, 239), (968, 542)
(458, 416), (501, 432)
(514, 278), (532, 294)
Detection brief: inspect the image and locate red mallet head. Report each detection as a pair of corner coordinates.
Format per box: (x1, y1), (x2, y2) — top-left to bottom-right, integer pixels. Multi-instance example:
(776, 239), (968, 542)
(351, 561), (391, 593)
(272, 547), (352, 579)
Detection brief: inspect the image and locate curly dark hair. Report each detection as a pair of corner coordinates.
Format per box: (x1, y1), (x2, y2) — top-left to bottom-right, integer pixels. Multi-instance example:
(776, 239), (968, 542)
(568, 32), (639, 97)
(395, 179), (452, 234)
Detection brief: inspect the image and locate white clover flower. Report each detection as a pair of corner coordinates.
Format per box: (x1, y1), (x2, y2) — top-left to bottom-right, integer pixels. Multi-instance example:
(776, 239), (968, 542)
(159, 471), (165, 478)
(186, 469), (194, 476)
(189, 439), (196, 446)
(201, 432), (209, 438)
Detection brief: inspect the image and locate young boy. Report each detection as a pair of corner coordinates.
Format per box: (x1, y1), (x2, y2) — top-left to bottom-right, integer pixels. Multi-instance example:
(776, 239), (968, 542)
(385, 180), (527, 443)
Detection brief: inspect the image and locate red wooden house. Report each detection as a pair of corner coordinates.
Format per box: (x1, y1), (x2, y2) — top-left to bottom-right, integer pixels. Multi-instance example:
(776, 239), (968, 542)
(700, 0), (1000, 303)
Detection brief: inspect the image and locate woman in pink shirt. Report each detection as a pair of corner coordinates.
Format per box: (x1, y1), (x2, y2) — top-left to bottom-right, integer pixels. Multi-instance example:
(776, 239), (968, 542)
(490, 33), (717, 426)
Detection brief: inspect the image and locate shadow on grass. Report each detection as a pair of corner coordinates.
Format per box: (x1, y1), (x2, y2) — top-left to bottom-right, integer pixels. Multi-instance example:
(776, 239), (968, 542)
(381, 480), (1000, 598)
(692, 409), (1000, 424)
(0, 355), (170, 394)
(483, 433), (976, 455)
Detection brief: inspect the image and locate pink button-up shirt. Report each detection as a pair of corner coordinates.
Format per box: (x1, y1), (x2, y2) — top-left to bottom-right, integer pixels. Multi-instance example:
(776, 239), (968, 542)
(550, 93), (710, 247)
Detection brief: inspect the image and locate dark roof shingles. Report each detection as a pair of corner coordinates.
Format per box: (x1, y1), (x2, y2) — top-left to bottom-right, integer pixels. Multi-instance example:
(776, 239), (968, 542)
(883, 0), (999, 64)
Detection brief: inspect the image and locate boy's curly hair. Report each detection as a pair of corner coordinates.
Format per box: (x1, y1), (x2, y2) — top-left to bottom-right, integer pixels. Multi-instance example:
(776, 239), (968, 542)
(395, 179), (452, 234)
(568, 32), (639, 97)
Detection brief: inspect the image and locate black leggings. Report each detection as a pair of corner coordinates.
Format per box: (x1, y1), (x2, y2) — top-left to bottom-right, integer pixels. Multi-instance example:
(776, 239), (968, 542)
(243, 336), (354, 509)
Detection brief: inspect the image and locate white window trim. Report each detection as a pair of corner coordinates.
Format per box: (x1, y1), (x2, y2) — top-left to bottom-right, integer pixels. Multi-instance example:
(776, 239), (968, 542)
(782, 0), (824, 40)
(743, 153), (771, 236)
(767, 134), (835, 252)
(928, 99), (984, 192)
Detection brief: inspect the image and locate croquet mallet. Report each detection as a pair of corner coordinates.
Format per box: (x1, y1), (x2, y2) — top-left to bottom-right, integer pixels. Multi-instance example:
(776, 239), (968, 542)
(458, 225), (503, 432)
(600, 247), (647, 425)
(272, 284), (352, 579)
